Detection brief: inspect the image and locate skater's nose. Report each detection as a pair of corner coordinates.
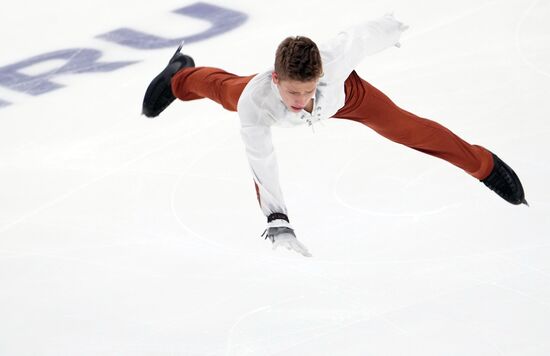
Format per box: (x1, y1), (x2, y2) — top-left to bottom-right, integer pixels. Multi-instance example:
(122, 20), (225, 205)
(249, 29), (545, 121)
(294, 94), (309, 106)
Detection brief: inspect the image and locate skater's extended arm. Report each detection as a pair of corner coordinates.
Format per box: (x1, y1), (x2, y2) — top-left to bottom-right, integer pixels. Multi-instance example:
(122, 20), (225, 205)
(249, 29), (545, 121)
(240, 121), (288, 217)
(240, 115), (312, 257)
(321, 14), (408, 82)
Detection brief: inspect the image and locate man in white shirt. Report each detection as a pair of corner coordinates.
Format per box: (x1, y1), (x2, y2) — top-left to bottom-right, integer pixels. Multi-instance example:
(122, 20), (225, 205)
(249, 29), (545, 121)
(142, 14), (527, 257)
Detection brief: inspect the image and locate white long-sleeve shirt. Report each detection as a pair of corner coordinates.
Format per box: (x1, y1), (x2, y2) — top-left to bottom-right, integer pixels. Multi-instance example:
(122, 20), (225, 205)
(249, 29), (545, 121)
(237, 15), (405, 224)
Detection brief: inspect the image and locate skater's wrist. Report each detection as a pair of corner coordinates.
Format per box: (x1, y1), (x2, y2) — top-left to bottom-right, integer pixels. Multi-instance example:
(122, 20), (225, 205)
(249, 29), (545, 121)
(267, 213), (290, 223)
(266, 213), (292, 229)
(267, 213), (289, 223)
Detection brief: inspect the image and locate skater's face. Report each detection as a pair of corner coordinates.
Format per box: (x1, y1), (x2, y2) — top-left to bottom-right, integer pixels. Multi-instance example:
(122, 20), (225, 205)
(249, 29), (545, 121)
(272, 72), (317, 113)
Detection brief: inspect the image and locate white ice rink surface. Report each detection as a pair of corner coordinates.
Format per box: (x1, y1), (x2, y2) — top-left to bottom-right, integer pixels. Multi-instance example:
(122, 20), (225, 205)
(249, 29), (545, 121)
(1, 0), (550, 355)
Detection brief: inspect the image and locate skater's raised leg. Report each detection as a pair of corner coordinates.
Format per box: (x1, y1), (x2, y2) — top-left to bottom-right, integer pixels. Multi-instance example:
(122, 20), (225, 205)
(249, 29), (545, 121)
(171, 67), (255, 112)
(333, 71), (527, 205)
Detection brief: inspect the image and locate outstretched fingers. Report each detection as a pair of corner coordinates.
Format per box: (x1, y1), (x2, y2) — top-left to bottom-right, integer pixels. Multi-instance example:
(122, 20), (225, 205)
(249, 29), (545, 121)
(290, 239), (312, 257)
(273, 238), (312, 257)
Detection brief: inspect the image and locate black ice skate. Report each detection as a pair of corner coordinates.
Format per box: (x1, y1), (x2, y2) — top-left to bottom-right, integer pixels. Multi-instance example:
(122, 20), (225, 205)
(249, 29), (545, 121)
(142, 43), (195, 118)
(481, 153), (528, 206)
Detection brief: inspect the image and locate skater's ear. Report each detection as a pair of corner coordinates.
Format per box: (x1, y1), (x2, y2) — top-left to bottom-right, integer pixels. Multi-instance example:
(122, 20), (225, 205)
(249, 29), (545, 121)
(272, 72), (280, 84)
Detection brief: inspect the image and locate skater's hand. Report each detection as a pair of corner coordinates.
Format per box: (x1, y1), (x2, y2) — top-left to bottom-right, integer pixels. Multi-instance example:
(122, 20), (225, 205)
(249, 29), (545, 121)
(383, 12), (409, 32)
(262, 226), (312, 257)
(383, 12), (409, 47)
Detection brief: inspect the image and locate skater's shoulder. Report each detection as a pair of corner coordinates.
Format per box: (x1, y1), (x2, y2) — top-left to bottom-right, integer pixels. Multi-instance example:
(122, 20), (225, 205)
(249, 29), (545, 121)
(240, 70), (277, 103)
(247, 70), (273, 87)
(238, 70), (286, 124)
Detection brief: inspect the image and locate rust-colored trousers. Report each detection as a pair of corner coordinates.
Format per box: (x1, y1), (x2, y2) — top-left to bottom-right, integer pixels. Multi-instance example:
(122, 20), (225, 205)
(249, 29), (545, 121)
(171, 67), (493, 179)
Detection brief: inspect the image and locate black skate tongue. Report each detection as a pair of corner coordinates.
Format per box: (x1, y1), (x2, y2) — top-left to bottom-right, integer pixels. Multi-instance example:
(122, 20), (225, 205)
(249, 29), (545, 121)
(168, 41), (185, 64)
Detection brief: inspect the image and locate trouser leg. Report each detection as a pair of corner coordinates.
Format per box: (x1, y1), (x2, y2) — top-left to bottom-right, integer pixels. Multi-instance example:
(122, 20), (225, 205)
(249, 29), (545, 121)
(333, 71), (494, 180)
(171, 67), (255, 112)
